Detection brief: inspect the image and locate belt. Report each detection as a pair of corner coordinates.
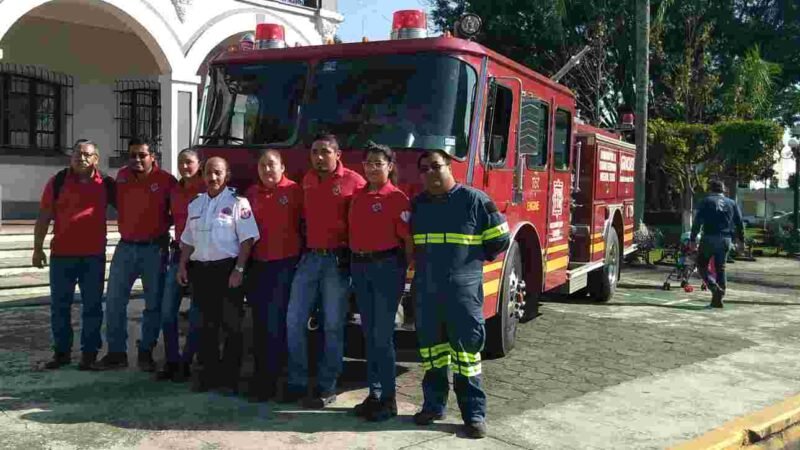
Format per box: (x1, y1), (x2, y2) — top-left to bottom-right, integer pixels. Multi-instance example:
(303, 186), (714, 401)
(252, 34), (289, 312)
(193, 258), (236, 268)
(351, 247), (400, 262)
(121, 235), (168, 246)
(307, 248), (346, 256)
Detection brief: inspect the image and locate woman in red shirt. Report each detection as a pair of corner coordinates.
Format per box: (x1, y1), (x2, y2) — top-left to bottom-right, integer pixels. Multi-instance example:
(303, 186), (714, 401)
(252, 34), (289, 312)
(349, 142), (413, 421)
(246, 149), (304, 401)
(157, 148), (204, 382)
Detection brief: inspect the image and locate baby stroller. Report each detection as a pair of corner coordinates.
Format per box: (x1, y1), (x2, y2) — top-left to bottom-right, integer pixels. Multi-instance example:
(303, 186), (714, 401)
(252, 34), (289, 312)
(662, 232), (715, 292)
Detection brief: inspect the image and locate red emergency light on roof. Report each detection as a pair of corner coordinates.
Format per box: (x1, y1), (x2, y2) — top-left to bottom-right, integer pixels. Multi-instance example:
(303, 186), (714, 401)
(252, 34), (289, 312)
(256, 23), (287, 49)
(391, 10), (428, 40)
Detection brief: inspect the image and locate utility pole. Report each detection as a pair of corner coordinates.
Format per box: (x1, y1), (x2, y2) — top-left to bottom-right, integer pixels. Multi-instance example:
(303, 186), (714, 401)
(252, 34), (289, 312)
(633, 0), (650, 229)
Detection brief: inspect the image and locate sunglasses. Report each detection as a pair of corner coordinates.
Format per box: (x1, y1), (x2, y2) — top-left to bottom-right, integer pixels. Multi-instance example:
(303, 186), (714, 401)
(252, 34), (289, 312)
(418, 163), (446, 173)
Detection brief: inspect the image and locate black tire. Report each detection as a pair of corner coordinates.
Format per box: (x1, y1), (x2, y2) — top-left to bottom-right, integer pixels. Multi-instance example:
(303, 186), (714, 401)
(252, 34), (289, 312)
(484, 244), (524, 358)
(589, 227), (621, 302)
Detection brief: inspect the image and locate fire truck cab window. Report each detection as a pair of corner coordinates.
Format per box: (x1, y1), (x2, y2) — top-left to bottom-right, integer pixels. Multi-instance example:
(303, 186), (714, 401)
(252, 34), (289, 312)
(483, 82), (513, 166)
(302, 54), (476, 157)
(200, 62), (307, 146)
(519, 98), (549, 170)
(553, 109), (571, 171)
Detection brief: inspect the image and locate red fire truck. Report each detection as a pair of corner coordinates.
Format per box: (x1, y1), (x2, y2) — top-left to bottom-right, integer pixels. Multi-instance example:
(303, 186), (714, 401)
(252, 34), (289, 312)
(194, 11), (638, 357)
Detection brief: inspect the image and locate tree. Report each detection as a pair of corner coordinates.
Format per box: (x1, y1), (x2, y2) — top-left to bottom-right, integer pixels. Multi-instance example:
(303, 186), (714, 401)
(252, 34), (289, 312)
(648, 119), (716, 231)
(711, 120), (784, 199)
(722, 46), (781, 121)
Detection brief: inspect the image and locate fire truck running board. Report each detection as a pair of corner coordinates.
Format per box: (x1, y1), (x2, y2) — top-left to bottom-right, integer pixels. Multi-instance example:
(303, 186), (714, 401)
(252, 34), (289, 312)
(563, 260), (606, 294)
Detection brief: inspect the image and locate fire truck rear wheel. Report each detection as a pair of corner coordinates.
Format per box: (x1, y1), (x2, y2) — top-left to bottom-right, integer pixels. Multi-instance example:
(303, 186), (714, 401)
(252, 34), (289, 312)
(485, 243), (524, 358)
(589, 227), (621, 302)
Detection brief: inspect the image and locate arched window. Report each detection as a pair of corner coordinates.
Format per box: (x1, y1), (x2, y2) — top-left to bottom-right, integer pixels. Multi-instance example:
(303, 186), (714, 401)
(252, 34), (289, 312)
(0, 64), (73, 154)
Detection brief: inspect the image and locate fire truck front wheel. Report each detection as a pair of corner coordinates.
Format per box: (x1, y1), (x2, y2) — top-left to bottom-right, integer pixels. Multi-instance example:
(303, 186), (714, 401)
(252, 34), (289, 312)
(484, 243), (525, 358)
(589, 227), (621, 302)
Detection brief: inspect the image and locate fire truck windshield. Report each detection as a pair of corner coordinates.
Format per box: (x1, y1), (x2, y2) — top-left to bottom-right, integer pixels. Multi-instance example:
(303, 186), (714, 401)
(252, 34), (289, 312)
(198, 54), (477, 155)
(301, 54), (477, 156)
(200, 61), (307, 146)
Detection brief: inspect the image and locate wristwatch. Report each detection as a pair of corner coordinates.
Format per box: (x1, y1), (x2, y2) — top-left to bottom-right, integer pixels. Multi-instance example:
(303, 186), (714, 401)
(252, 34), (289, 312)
(234, 265), (245, 273)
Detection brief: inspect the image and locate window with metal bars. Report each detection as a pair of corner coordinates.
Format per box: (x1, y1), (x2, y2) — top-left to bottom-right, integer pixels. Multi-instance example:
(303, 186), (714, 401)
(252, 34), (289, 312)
(116, 87), (160, 156)
(0, 73), (70, 154)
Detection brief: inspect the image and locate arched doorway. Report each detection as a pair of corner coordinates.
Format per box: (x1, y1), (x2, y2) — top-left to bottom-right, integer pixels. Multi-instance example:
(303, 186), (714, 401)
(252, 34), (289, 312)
(0, 0), (179, 218)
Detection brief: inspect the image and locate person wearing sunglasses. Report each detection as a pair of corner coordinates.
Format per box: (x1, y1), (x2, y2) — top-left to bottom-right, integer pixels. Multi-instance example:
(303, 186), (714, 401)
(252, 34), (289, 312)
(410, 149), (510, 439)
(96, 137), (177, 372)
(348, 142), (413, 421)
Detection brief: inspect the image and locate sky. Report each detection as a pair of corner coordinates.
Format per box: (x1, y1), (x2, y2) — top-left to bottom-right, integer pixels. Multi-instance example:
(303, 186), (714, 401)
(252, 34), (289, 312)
(336, 0), (433, 43)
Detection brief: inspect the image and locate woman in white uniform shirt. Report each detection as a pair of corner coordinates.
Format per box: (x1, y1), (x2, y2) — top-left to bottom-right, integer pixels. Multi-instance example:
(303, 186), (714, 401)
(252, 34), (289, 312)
(178, 156), (259, 394)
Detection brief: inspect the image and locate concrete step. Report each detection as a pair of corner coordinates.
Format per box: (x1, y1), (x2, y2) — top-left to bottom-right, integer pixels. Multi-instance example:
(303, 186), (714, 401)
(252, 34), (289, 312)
(0, 232), (121, 248)
(0, 279), (143, 301)
(0, 241), (117, 258)
(0, 261), (114, 277)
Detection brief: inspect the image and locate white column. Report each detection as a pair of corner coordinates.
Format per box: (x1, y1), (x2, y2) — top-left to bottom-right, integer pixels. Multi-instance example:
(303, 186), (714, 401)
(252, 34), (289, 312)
(159, 74), (201, 176)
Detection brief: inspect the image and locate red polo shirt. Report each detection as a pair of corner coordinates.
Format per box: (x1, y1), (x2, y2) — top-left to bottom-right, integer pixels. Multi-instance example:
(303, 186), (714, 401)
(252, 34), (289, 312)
(39, 169), (109, 257)
(116, 165), (177, 242)
(349, 181), (411, 252)
(170, 176), (205, 243)
(302, 162), (367, 249)
(246, 176), (304, 261)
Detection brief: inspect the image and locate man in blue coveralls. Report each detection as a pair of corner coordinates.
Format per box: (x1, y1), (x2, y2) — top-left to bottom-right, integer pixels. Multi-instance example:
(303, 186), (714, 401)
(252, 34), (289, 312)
(410, 149), (510, 439)
(689, 179), (744, 308)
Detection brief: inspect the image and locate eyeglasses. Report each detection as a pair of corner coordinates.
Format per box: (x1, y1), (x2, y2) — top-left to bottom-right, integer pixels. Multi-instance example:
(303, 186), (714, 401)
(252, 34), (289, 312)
(418, 163), (446, 173)
(72, 151), (97, 160)
(362, 161), (388, 169)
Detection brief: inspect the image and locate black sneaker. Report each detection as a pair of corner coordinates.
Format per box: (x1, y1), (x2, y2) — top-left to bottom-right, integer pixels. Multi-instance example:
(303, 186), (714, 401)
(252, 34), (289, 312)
(190, 371), (217, 393)
(367, 397), (398, 422)
(464, 422), (487, 439)
(302, 392), (337, 409)
(77, 352), (97, 371)
(44, 352), (71, 370)
(94, 352), (128, 370)
(137, 350), (156, 372)
(277, 389), (305, 404)
(413, 410), (447, 426)
(353, 396), (381, 417)
(248, 381), (276, 403)
(155, 362), (179, 381)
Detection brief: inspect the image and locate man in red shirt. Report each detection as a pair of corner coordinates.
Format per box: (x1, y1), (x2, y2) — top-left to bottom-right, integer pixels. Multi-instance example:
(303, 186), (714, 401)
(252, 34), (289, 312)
(33, 139), (114, 370)
(245, 149), (304, 401)
(96, 136), (177, 371)
(283, 134), (366, 408)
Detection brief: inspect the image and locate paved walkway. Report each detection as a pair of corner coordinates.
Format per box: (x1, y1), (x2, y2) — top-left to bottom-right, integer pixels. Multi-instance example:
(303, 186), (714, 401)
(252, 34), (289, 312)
(0, 257), (799, 449)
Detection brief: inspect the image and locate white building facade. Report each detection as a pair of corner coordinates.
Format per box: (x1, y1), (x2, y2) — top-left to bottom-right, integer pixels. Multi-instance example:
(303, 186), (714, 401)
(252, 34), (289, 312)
(0, 0), (341, 218)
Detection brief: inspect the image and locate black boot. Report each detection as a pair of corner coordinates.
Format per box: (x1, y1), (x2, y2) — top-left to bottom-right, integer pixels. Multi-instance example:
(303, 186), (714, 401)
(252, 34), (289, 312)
(77, 352), (97, 371)
(155, 362), (179, 381)
(94, 352), (128, 370)
(353, 395), (380, 418)
(137, 349), (156, 372)
(44, 352), (71, 370)
(367, 397), (398, 422)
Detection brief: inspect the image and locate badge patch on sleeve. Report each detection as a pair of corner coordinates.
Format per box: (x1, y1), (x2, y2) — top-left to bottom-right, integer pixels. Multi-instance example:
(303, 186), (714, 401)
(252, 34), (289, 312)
(240, 208), (252, 219)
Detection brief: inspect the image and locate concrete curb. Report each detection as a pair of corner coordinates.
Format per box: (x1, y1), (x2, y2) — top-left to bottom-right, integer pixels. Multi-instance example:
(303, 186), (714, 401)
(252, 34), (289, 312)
(671, 391), (800, 450)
